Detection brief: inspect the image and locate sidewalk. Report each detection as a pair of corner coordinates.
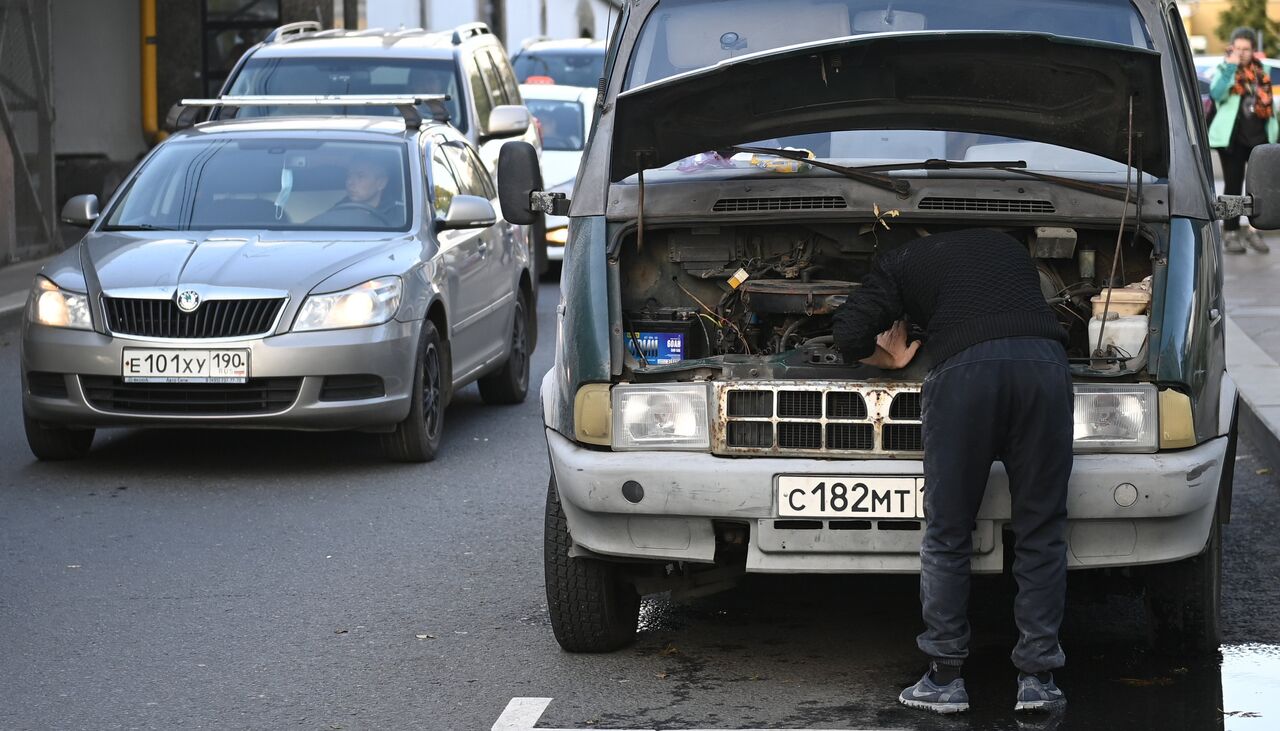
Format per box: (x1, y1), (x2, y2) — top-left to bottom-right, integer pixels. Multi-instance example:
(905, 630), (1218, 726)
(1224, 238), (1280, 468)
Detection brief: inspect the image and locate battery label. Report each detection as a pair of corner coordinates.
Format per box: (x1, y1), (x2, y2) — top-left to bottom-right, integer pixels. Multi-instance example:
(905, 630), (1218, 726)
(627, 332), (685, 365)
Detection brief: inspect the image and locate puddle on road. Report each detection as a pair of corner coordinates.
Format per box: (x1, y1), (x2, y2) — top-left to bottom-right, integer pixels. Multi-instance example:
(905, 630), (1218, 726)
(1222, 644), (1279, 729)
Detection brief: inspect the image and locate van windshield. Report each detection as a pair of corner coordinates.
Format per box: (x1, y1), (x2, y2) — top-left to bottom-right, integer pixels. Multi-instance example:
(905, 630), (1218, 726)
(626, 0), (1151, 89)
(227, 57), (467, 132)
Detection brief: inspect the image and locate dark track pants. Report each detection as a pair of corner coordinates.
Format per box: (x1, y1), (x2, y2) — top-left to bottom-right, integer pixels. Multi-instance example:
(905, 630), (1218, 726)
(916, 337), (1074, 674)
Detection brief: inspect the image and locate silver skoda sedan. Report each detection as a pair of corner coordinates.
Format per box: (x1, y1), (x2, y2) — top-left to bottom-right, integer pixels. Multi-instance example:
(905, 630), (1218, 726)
(21, 103), (540, 462)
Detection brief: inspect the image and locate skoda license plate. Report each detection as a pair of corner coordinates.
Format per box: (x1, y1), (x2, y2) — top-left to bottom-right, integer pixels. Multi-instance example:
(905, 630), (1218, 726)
(122, 349), (250, 383)
(776, 476), (922, 518)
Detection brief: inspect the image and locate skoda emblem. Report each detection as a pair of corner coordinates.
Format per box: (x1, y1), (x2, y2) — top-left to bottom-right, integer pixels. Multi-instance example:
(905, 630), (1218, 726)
(176, 290), (201, 313)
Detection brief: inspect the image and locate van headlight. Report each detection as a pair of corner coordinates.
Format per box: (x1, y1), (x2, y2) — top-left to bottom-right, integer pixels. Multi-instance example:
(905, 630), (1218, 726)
(29, 276), (92, 330)
(1073, 384), (1158, 453)
(612, 383), (711, 450)
(294, 277), (401, 332)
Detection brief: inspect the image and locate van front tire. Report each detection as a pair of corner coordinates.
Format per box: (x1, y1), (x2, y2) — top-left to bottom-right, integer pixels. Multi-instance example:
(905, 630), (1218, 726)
(544, 476), (640, 652)
(1144, 515), (1222, 653)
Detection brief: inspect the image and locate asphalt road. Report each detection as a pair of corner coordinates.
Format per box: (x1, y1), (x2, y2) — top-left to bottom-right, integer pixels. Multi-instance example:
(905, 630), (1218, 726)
(2, 283), (1278, 731)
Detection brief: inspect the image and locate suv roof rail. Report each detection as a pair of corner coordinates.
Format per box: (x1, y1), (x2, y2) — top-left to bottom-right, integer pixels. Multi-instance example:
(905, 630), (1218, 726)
(265, 21), (323, 44)
(180, 94), (452, 127)
(452, 22), (491, 45)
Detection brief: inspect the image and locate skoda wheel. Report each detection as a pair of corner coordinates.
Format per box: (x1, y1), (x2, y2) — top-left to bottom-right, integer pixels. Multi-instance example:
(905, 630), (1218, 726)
(24, 409), (94, 461)
(544, 476), (641, 652)
(478, 287), (531, 405)
(381, 321), (445, 462)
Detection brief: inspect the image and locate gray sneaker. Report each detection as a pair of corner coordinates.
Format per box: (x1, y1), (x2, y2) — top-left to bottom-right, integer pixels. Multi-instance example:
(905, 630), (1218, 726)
(1224, 231), (1248, 254)
(1244, 228), (1272, 253)
(899, 672), (970, 714)
(1015, 672), (1066, 713)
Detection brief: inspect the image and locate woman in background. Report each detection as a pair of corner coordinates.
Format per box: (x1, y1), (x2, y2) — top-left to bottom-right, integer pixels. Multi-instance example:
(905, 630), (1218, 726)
(1210, 27), (1277, 254)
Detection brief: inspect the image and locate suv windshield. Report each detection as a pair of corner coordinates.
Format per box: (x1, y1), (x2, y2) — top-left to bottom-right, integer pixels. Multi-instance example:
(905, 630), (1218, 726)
(626, 0), (1151, 89)
(104, 138), (412, 232)
(514, 49), (606, 87)
(226, 57), (467, 132)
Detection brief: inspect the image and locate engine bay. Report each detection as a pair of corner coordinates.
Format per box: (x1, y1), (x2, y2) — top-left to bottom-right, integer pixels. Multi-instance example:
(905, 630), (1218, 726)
(617, 221), (1155, 377)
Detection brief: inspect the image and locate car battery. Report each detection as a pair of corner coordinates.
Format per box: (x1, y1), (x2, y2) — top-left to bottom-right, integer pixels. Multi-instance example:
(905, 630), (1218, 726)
(625, 316), (704, 365)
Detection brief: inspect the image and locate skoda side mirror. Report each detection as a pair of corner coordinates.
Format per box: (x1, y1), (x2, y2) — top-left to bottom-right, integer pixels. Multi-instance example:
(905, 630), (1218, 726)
(60, 194), (100, 227)
(1247, 144), (1280, 230)
(487, 105), (532, 139)
(439, 195), (497, 230)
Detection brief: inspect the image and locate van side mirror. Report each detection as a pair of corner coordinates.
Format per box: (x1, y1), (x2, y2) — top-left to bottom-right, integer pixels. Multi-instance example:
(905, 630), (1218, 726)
(439, 195), (497, 230)
(60, 194), (100, 227)
(487, 105), (532, 139)
(497, 141), (543, 225)
(1247, 144), (1280, 230)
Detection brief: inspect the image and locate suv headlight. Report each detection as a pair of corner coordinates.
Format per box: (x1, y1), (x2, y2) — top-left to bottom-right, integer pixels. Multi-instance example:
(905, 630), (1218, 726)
(29, 276), (92, 330)
(612, 383), (711, 450)
(294, 277), (401, 332)
(1073, 384), (1158, 453)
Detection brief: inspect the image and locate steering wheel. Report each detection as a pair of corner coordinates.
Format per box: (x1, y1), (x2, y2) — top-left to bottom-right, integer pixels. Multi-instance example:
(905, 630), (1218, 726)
(328, 201), (392, 226)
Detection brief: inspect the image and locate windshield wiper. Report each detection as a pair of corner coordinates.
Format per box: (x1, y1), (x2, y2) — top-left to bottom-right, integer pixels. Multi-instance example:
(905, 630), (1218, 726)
(102, 224), (181, 231)
(730, 146), (910, 196)
(845, 159), (1133, 203)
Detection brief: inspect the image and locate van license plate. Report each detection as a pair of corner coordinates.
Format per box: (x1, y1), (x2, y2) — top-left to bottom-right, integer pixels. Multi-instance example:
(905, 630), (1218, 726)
(776, 476), (921, 518)
(121, 349), (250, 383)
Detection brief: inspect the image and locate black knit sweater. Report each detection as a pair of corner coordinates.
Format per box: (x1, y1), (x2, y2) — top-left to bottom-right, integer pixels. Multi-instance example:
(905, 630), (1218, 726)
(832, 229), (1068, 366)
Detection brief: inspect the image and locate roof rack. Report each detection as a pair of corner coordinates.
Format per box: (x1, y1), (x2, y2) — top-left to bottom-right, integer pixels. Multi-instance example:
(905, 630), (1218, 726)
(179, 95), (452, 127)
(452, 22), (491, 45)
(264, 21), (323, 44)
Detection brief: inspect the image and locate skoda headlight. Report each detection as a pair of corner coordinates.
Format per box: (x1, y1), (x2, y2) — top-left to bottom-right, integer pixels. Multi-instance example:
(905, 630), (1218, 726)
(1073, 384), (1158, 453)
(294, 277), (401, 332)
(612, 383), (711, 450)
(29, 276), (92, 330)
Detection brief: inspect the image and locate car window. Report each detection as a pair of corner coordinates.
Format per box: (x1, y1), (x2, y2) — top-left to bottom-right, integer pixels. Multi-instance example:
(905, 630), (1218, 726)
(526, 98), (586, 151)
(104, 138), (412, 231)
(488, 49), (523, 104)
(461, 146), (497, 198)
(464, 56), (494, 135)
(514, 50), (607, 87)
(430, 148), (461, 215)
(442, 144), (490, 198)
(475, 51), (509, 108)
(626, 0), (1153, 89)
(226, 57), (467, 132)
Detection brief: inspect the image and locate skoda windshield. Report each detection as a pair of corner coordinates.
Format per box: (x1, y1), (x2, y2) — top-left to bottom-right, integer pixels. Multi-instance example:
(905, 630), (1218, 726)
(103, 138), (413, 232)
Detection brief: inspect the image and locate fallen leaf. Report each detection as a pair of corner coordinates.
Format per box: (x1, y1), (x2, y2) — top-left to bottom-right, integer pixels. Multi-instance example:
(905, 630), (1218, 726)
(415, 633), (436, 640)
(334, 629), (348, 635)
(659, 644), (680, 657)
(655, 672), (668, 680)
(1115, 676), (1174, 687)
(1257, 467), (1273, 475)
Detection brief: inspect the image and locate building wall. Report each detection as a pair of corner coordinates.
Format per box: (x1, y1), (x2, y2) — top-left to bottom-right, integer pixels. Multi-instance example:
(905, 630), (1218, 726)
(51, 0), (145, 160)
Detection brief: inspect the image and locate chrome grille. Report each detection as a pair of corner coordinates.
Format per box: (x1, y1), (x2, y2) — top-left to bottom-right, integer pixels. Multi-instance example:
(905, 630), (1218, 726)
(103, 297), (285, 339)
(716, 382), (923, 457)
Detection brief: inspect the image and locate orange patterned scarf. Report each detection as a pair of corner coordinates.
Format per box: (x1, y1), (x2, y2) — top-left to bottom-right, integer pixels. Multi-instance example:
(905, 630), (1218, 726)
(1232, 60), (1274, 120)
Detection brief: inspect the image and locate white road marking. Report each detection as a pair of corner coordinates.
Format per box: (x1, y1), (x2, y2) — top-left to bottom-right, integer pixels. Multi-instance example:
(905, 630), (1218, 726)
(492, 697), (895, 731)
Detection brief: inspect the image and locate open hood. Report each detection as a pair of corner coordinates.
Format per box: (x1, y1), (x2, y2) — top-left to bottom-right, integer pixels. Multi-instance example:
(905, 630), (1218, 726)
(611, 31), (1167, 181)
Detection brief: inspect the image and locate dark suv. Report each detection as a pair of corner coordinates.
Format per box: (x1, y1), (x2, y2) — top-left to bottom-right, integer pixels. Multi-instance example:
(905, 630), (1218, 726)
(214, 21), (549, 273)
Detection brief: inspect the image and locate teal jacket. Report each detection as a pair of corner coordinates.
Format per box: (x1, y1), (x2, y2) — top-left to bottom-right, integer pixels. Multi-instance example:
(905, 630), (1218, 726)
(1208, 61), (1280, 149)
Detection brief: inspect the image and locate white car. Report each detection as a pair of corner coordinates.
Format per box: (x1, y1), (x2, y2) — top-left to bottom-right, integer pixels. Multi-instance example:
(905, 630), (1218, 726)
(520, 84), (597, 265)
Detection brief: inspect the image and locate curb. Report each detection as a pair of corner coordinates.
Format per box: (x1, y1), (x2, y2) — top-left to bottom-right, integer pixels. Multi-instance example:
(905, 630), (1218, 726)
(1226, 317), (1280, 470)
